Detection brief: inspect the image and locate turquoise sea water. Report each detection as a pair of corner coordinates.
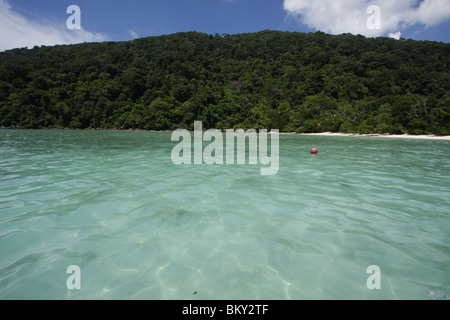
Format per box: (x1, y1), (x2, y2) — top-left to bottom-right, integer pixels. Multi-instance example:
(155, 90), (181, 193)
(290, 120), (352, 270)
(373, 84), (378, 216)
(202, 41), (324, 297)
(0, 129), (449, 300)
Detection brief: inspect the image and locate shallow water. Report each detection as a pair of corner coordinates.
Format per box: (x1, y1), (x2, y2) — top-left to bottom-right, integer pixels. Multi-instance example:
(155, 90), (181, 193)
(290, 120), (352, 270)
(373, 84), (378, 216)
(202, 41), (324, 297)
(0, 129), (449, 300)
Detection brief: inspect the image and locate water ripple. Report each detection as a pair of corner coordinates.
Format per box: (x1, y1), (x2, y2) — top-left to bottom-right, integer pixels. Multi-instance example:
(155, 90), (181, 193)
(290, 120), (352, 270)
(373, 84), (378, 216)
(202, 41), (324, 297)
(0, 130), (449, 299)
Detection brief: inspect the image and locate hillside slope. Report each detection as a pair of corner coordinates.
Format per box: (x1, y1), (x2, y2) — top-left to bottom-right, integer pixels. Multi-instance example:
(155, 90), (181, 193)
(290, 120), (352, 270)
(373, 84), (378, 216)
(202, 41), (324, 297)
(0, 30), (449, 134)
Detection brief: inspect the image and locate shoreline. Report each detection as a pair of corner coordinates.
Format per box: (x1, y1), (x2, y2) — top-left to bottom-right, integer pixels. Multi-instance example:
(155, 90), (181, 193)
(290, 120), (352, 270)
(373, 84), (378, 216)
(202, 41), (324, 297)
(291, 132), (450, 140)
(1, 127), (449, 140)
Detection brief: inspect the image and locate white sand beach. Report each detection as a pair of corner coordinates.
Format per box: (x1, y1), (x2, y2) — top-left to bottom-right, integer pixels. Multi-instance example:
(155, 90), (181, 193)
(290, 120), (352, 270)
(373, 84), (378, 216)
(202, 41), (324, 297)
(286, 132), (450, 140)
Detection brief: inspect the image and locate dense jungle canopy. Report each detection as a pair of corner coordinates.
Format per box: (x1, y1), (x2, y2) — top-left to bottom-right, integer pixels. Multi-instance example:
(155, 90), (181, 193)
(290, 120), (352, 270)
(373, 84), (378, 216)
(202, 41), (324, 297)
(0, 30), (449, 134)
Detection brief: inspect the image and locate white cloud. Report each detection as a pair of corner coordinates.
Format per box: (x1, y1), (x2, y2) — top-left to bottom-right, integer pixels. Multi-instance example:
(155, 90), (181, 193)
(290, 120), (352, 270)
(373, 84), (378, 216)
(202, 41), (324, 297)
(128, 30), (139, 39)
(414, 0), (450, 27)
(0, 0), (108, 51)
(283, 0), (450, 37)
(389, 31), (402, 40)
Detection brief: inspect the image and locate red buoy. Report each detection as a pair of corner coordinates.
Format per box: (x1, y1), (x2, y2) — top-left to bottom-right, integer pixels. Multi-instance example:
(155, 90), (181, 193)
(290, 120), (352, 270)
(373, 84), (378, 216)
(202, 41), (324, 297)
(310, 147), (318, 154)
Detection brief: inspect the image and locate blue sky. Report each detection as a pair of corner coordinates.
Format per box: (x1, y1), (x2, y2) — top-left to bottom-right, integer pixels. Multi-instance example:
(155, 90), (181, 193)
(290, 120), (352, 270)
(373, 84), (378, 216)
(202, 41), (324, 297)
(1, 0), (449, 51)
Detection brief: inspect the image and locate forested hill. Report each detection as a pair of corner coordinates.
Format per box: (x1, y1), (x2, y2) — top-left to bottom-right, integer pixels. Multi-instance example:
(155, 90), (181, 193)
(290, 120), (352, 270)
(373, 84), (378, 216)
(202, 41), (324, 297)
(0, 30), (449, 134)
